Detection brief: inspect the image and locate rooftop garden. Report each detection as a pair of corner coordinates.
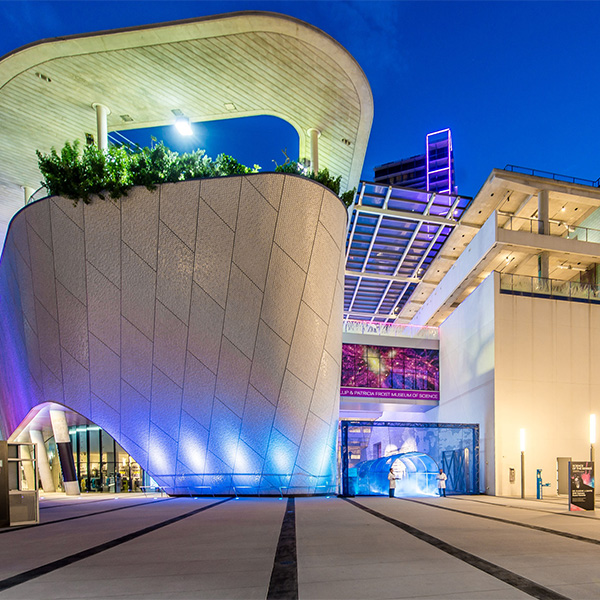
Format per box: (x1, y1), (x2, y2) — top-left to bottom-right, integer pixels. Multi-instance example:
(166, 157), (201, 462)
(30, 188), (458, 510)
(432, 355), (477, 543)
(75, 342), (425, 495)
(36, 141), (356, 207)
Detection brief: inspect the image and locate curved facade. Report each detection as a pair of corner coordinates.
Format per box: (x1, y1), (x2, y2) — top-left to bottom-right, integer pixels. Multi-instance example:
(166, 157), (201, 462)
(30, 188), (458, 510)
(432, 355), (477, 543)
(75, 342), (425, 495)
(0, 173), (346, 494)
(0, 11), (373, 242)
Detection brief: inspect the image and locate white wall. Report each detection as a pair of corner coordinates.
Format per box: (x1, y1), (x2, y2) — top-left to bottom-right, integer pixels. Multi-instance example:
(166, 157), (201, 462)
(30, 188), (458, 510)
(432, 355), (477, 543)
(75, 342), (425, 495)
(494, 288), (600, 497)
(436, 275), (496, 493)
(412, 212), (497, 327)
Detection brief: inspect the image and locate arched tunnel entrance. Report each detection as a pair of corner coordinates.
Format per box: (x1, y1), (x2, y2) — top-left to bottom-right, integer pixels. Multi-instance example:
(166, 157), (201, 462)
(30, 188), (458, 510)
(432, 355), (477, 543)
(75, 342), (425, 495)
(8, 403), (154, 494)
(355, 452), (439, 497)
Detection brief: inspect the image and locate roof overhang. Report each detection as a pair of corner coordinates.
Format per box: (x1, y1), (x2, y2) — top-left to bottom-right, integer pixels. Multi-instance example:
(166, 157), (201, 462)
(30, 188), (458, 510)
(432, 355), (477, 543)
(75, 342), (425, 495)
(0, 11), (373, 240)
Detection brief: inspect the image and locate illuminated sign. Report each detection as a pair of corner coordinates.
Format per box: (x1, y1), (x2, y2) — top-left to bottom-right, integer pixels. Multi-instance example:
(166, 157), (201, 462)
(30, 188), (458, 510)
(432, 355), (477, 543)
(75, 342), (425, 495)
(342, 344), (439, 396)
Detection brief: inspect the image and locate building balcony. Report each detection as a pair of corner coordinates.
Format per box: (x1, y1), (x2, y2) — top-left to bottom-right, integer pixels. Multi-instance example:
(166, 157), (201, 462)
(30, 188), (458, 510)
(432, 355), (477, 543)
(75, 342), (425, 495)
(412, 209), (600, 326)
(498, 272), (600, 304)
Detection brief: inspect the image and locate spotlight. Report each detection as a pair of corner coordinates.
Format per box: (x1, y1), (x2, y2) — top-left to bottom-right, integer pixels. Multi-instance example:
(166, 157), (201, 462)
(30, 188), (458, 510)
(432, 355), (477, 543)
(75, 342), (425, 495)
(174, 116), (193, 136)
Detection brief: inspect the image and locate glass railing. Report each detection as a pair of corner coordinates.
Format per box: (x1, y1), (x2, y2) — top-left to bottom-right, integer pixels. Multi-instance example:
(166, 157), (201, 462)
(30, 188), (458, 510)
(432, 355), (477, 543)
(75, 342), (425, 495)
(343, 319), (439, 340)
(499, 214), (600, 243)
(152, 472), (337, 496)
(499, 272), (600, 303)
(504, 165), (600, 188)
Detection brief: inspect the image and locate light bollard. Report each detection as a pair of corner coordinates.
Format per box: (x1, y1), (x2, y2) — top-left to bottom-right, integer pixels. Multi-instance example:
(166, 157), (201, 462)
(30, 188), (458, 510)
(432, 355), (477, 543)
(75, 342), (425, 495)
(520, 429), (526, 499)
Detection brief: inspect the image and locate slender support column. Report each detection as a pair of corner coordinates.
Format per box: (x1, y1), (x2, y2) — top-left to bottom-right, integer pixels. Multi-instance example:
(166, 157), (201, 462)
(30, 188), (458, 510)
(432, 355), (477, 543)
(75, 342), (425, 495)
(29, 430), (55, 492)
(92, 103), (110, 152)
(49, 410), (80, 495)
(307, 128), (321, 173)
(593, 446), (597, 497)
(537, 190), (550, 279)
(520, 451), (525, 499)
(538, 190), (549, 234)
(22, 186), (34, 205)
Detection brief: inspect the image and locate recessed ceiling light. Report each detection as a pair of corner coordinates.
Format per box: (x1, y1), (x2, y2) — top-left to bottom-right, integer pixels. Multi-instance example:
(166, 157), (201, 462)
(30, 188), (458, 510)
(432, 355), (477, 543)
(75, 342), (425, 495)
(224, 103), (237, 111)
(171, 108), (184, 117)
(120, 114), (134, 122)
(35, 72), (51, 83)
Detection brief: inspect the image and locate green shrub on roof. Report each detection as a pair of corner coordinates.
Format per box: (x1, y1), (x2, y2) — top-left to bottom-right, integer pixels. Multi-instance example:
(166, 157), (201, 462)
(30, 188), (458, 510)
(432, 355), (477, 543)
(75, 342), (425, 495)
(36, 141), (355, 207)
(274, 161), (356, 207)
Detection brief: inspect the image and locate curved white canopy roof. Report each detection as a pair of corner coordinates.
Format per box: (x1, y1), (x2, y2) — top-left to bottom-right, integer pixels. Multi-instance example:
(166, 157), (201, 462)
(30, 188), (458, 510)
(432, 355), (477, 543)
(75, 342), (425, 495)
(0, 11), (373, 242)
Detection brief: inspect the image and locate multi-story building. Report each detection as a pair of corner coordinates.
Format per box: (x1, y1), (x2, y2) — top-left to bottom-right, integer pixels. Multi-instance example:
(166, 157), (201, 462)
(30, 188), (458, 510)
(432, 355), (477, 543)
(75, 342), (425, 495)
(374, 129), (455, 194)
(342, 164), (600, 498)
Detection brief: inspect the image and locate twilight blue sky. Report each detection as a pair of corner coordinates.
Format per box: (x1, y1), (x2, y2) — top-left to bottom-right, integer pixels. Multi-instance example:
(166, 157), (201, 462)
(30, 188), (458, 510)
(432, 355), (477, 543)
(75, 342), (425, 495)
(1, 1), (600, 198)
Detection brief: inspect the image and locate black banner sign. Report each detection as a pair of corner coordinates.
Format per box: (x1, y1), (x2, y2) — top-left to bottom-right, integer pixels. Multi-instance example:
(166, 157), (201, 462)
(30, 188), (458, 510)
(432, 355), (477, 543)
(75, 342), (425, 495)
(569, 461), (595, 511)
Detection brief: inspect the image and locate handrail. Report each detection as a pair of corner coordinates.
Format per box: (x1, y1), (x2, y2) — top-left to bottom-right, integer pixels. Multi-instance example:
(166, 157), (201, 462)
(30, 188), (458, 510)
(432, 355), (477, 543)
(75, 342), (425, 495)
(503, 165), (600, 188)
(499, 213), (600, 243)
(498, 272), (600, 304)
(343, 319), (439, 340)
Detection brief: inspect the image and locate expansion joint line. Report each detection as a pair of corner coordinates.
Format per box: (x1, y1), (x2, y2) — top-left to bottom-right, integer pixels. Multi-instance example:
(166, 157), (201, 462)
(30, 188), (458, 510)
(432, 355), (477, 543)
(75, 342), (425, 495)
(404, 497), (600, 545)
(0, 497), (233, 592)
(1, 497), (174, 534)
(343, 498), (569, 600)
(267, 497), (298, 599)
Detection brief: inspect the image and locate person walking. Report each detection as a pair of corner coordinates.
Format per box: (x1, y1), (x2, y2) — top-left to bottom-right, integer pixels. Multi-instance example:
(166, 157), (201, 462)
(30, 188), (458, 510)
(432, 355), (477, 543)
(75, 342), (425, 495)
(436, 468), (447, 497)
(388, 467), (397, 498)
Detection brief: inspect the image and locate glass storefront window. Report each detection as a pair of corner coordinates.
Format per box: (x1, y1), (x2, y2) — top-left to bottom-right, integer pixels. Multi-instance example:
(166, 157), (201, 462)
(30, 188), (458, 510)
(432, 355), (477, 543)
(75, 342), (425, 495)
(61, 424), (145, 493)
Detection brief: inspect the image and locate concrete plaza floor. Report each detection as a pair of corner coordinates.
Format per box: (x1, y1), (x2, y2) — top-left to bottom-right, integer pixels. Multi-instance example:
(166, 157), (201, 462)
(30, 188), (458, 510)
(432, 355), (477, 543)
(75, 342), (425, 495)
(1, 492), (600, 599)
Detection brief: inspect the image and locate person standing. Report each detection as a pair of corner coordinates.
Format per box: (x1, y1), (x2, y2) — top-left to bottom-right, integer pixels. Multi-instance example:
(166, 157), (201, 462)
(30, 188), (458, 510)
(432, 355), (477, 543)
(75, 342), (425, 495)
(388, 467), (397, 498)
(436, 468), (447, 497)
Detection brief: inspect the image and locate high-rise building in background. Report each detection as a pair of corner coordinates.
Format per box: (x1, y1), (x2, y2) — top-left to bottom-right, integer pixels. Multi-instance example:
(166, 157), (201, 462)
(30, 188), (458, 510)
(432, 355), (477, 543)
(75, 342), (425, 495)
(374, 128), (455, 193)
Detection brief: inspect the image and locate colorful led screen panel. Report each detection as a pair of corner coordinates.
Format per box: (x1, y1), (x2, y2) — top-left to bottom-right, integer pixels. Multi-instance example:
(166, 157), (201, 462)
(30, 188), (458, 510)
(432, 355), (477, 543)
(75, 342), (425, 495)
(341, 344), (439, 391)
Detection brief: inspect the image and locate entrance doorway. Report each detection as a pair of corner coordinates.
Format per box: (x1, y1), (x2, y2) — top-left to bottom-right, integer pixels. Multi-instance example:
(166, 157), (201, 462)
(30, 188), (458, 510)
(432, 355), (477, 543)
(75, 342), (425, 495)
(340, 420), (479, 497)
(68, 425), (148, 493)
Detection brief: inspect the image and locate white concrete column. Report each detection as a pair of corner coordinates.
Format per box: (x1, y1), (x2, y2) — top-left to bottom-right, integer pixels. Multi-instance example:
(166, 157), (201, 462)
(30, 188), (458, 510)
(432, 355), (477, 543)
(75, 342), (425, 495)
(538, 189), (549, 235)
(29, 430), (55, 492)
(539, 251), (550, 280)
(307, 128), (321, 174)
(92, 103), (111, 152)
(22, 186), (35, 205)
(49, 410), (80, 495)
(19, 443), (36, 491)
(537, 190), (550, 280)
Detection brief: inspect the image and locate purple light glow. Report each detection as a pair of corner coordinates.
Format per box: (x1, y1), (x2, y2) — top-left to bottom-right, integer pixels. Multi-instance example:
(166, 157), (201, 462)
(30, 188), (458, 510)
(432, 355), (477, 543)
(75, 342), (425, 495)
(340, 388), (439, 401)
(426, 128), (453, 198)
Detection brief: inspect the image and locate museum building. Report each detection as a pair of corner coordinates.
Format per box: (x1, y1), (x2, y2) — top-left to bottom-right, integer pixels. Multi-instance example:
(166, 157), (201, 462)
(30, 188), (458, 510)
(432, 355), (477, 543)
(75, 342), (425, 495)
(1, 12), (599, 499)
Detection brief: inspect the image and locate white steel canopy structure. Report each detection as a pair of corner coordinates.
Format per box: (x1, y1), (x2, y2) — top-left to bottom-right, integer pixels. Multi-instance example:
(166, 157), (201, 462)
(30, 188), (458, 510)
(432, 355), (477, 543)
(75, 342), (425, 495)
(344, 181), (471, 323)
(0, 11), (373, 243)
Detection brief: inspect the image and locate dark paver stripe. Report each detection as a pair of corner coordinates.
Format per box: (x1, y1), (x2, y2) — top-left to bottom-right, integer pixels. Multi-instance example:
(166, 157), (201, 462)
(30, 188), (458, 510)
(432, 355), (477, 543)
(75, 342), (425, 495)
(267, 497), (298, 600)
(0, 497), (233, 592)
(405, 497), (600, 546)
(0, 497), (173, 534)
(450, 495), (594, 519)
(345, 498), (570, 600)
(39, 498), (116, 510)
